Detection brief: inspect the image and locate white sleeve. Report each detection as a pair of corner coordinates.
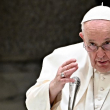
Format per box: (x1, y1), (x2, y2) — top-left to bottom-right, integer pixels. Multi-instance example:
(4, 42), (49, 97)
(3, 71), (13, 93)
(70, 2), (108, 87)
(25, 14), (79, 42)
(26, 80), (51, 110)
(25, 49), (64, 110)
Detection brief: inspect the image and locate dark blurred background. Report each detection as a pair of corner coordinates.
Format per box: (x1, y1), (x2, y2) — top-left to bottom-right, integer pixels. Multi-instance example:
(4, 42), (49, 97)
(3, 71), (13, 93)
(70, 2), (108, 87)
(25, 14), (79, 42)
(0, 0), (109, 110)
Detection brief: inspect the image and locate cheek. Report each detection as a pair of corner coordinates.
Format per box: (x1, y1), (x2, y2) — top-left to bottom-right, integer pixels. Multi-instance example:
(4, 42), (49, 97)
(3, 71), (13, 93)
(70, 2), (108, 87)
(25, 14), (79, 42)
(88, 52), (96, 66)
(106, 53), (110, 59)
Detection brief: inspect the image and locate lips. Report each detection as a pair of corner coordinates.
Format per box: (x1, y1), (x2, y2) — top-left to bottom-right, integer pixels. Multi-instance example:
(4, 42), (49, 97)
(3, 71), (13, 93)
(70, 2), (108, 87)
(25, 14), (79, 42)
(97, 60), (108, 66)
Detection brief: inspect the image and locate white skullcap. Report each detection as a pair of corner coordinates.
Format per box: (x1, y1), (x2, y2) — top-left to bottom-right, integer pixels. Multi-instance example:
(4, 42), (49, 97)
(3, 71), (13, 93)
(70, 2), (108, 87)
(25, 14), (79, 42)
(81, 6), (110, 24)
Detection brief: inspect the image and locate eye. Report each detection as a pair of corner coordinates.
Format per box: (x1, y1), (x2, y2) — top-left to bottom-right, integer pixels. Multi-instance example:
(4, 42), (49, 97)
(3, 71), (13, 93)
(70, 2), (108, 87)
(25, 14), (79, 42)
(105, 41), (110, 45)
(89, 42), (96, 46)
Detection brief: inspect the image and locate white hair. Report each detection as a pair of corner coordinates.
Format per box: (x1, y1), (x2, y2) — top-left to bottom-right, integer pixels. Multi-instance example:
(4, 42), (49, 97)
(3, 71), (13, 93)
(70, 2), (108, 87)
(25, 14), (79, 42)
(81, 22), (84, 32)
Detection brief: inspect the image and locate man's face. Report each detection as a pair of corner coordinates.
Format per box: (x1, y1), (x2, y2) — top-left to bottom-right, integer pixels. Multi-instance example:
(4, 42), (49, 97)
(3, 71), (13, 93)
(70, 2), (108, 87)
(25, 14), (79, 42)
(80, 20), (110, 73)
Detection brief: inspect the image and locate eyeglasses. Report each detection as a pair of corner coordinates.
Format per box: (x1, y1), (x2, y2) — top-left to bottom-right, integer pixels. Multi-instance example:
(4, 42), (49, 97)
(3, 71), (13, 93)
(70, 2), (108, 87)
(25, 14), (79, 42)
(83, 42), (110, 52)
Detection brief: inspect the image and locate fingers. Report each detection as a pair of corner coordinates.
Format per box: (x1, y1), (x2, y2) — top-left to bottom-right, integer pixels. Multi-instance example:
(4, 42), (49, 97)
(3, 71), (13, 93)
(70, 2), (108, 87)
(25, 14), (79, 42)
(51, 59), (78, 93)
(60, 77), (75, 85)
(61, 59), (76, 67)
(64, 66), (78, 77)
(62, 62), (78, 73)
(58, 59), (78, 78)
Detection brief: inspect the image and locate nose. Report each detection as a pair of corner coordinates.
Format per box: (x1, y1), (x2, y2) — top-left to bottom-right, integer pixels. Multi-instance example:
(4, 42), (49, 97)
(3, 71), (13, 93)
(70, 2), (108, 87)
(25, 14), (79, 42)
(96, 47), (105, 59)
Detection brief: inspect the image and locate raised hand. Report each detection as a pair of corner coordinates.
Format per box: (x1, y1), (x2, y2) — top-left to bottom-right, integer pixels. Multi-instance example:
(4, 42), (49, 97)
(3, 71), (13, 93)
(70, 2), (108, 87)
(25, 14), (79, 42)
(49, 59), (78, 104)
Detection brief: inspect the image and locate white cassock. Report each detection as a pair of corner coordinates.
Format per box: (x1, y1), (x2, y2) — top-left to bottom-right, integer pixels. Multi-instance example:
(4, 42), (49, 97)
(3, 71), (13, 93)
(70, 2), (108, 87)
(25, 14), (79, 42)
(25, 42), (110, 110)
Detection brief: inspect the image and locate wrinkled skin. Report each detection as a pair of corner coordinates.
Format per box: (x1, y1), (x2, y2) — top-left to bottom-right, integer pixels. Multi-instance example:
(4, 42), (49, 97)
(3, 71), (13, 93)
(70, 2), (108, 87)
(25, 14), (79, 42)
(79, 20), (110, 73)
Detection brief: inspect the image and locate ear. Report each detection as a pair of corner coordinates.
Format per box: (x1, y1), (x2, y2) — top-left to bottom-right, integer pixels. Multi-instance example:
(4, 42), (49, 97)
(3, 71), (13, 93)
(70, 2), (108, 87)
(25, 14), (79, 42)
(79, 32), (84, 40)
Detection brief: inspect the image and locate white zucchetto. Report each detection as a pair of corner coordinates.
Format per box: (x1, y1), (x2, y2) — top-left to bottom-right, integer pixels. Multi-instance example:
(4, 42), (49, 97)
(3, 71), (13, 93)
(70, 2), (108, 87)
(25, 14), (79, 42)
(81, 6), (110, 24)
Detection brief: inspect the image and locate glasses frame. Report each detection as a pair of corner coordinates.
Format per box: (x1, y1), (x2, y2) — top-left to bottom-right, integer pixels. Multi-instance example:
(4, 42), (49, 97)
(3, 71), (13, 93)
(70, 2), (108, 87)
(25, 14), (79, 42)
(83, 42), (110, 52)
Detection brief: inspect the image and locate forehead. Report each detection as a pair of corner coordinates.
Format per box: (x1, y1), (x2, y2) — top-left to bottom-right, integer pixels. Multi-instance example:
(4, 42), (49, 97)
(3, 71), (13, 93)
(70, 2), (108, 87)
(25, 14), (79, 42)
(83, 20), (110, 41)
(82, 20), (110, 43)
(84, 20), (110, 33)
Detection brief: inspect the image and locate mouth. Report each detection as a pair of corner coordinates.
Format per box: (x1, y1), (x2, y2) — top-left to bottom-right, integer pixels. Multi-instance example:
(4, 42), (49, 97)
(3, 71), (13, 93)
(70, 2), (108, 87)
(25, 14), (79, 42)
(97, 60), (109, 66)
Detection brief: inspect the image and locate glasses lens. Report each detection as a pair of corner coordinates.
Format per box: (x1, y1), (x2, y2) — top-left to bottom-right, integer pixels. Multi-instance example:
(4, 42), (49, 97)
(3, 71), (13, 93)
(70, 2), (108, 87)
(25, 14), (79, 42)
(87, 45), (97, 51)
(84, 44), (97, 52)
(103, 44), (110, 50)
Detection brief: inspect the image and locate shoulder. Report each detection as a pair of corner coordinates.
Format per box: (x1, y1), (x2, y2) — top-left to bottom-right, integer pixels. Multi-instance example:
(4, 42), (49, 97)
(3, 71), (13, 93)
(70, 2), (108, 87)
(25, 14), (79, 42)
(52, 42), (87, 57)
(40, 42), (90, 80)
(43, 42), (88, 66)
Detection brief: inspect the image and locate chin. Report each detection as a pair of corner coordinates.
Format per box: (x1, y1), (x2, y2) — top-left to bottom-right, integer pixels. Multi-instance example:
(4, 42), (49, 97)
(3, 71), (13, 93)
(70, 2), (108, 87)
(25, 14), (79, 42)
(92, 62), (110, 73)
(95, 67), (110, 73)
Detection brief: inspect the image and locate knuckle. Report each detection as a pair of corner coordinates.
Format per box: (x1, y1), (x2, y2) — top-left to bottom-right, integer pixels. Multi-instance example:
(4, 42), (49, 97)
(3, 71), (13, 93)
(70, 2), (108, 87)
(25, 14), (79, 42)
(62, 79), (66, 84)
(71, 63), (77, 67)
(58, 67), (62, 73)
(62, 78), (68, 83)
(63, 66), (67, 71)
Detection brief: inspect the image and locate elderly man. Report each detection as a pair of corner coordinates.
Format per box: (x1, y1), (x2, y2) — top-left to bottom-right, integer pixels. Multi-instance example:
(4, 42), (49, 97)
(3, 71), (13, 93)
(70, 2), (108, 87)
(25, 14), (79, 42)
(26, 5), (110, 110)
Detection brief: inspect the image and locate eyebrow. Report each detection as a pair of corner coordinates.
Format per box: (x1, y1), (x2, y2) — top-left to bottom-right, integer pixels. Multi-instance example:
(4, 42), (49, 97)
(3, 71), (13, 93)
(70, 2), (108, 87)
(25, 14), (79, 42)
(88, 39), (95, 42)
(104, 38), (110, 41)
(88, 38), (110, 42)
